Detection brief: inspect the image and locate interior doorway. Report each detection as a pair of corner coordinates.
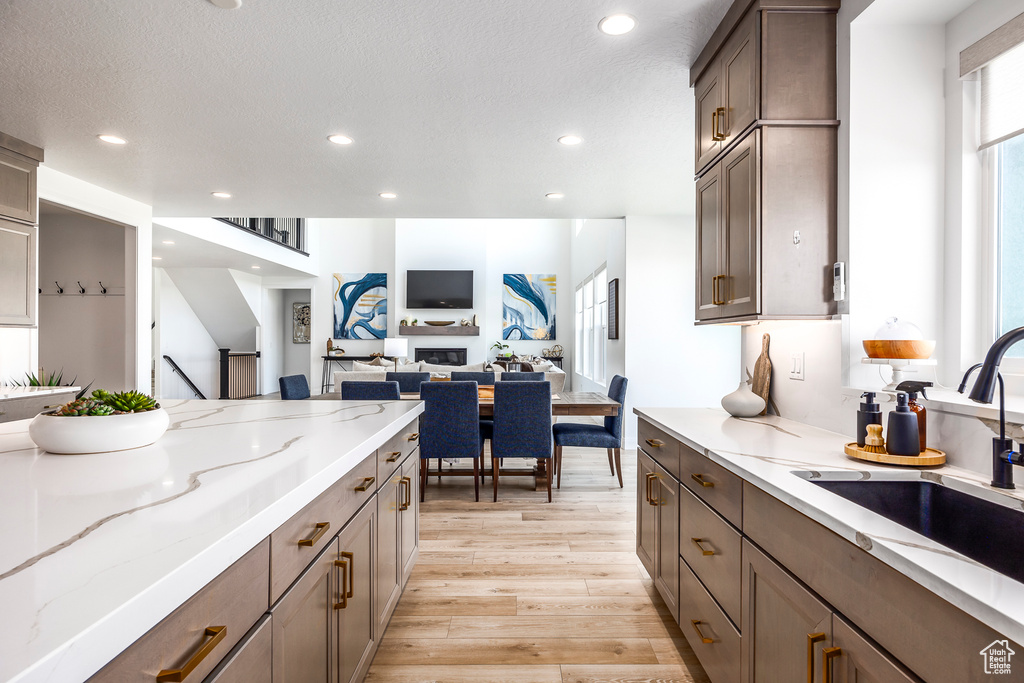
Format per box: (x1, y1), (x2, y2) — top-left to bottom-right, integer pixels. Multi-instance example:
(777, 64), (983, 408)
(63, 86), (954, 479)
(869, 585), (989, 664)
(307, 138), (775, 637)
(37, 202), (134, 392)
(260, 287), (312, 396)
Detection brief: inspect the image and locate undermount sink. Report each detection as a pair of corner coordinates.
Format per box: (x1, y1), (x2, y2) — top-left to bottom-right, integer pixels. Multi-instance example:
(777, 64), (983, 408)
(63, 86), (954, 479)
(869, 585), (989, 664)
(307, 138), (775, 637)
(792, 471), (1024, 584)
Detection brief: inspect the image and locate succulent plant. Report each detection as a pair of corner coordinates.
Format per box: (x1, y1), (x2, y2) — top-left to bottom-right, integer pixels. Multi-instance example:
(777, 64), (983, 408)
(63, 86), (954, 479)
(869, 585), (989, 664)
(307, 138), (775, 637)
(54, 399), (115, 416)
(94, 390), (160, 413)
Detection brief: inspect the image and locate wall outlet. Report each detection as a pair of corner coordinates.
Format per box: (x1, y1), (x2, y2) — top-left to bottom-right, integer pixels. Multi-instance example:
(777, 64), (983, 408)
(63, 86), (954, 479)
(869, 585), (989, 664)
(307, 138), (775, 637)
(789, 352), (805, 381)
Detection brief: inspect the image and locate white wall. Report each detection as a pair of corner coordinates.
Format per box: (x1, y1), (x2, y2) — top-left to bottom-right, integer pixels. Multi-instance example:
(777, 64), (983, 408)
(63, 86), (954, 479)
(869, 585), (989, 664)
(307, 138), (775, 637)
(37, 213), (128, 391)
(625, 216), (741, 444)
(281, 289), (312, 384)
(261, 288), (284, 395)
(154, 269), (220, 400)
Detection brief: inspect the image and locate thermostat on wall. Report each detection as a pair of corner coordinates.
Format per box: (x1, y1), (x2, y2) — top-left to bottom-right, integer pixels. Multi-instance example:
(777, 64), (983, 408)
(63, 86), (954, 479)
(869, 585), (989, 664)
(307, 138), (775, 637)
(833, 262), (846, 302)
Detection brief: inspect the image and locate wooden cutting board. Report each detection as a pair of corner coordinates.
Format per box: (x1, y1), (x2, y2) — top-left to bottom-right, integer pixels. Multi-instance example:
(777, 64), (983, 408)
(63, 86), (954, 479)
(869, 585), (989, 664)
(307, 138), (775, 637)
(752, 333), (771, 416)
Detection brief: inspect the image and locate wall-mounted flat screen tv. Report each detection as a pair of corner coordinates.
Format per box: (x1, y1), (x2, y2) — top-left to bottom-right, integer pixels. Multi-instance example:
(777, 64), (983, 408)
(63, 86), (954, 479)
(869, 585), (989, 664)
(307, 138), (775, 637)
(406, 270), (474, 309)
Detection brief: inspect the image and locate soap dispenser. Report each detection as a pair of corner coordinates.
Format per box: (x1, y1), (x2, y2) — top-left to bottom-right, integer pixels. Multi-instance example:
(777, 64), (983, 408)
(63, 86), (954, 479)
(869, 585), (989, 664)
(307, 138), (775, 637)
(856, 392), (883, 447)
(886, 392), (921, 456)
(895, 380), (933, 452)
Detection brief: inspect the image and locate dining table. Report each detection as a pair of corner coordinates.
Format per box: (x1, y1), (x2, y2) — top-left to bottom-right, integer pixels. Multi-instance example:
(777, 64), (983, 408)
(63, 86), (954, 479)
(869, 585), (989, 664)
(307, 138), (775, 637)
(311, 390), (620, 490)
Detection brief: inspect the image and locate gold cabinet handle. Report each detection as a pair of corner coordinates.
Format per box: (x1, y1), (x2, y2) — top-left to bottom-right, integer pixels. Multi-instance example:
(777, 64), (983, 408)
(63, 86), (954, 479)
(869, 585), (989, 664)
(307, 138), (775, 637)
(717, 107), (727, 139)
(691, 538), (715, 556)
(297, 521), (330, 547)
(155, 626), (227, 682)
(644, 472), (654, 504)
(712, 275), (719, 305)
(354, 476), (375, 492)
(399, 476), (411, 511)
(342, 550), (354, 598)
(644, 438), (664, 448)
(690, 620), (714, 644)
(807, 632), (826, 683)
(406, 432), (419, 441)
(385, 451), (402, 463)
(333, 556), (349, 610)
(711, 108), (726, 142)
(691, 473), (714, 488)
(822, 647), (842, 683)
(647, 473), (660, 507)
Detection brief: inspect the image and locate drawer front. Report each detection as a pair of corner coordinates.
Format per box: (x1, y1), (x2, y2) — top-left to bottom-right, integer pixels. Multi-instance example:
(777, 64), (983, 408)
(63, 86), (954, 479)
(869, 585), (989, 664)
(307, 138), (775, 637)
(271, 453), (377, 603)
(0, 389), (76, 423)
(678, 557), (741, 683)
(376, 418), (420, 481)
(679, 484), (742, 626)
(90, 538), (270, 683)
(203, 614), (272, 683)
(679, 442), (742, 528)
(637, 419), (681, 481)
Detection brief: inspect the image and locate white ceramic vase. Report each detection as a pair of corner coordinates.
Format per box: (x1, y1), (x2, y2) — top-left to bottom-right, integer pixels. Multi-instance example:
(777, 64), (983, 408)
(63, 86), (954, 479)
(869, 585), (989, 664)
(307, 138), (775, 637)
(28, 408), (170, 455)
(721, 382), (765, 417)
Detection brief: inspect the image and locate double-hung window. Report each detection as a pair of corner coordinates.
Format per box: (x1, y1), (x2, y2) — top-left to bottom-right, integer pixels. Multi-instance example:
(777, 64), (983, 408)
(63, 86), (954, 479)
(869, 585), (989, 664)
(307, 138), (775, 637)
(574, 266), (608, 383)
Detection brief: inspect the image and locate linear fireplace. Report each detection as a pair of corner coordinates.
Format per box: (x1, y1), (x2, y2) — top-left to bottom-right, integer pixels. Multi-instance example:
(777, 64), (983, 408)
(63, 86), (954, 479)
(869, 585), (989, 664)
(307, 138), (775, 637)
(414, 347), (467, 365)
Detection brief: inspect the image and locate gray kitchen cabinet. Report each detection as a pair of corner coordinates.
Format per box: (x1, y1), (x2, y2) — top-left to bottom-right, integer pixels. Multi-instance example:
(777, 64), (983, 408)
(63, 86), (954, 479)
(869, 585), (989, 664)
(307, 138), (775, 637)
(337, 501), (377, 683)
(0, 141), (40, 225)
(271, 538), (338, 683)
(636, 449), (658, 577)
(376, 465), (403, 635)
(636, 447), (679, 621)
(831, 616), (922, 683)
(0, 218), (36, 326)
(203, 615), (272, 683)
(399, 454), (419, 587)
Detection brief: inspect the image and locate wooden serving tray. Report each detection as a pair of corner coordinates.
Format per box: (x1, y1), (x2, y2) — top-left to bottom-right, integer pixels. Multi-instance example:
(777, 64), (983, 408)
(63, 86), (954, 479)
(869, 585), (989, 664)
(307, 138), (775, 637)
(844, 442), (946, 466)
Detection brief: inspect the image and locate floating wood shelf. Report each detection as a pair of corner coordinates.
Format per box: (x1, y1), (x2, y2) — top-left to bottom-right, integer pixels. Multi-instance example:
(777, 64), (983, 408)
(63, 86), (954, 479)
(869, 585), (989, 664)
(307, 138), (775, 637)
(399, 325), (480, 336)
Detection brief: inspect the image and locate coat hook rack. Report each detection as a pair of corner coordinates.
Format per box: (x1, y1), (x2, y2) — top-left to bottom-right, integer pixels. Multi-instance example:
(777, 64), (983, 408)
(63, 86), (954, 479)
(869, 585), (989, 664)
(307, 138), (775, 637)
(55, 281), (64, 294)
(99, 281), (107, 294)
(77, 281), (86, 294)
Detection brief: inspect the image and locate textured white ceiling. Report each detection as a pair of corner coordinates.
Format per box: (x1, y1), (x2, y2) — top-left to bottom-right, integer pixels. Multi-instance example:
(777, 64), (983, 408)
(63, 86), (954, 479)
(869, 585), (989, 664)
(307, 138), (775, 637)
(0, 0), (729, 219)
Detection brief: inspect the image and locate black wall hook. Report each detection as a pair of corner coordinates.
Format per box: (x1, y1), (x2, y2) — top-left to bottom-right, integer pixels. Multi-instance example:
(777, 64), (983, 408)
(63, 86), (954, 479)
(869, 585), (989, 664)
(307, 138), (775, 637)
(77, 281), (86, 294)
(55, 281), (63, 294)
(99, 281), (107, 294)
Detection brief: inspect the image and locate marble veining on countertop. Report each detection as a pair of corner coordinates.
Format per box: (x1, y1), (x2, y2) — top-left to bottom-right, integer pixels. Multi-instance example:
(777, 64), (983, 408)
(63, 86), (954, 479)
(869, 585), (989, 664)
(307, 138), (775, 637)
(0, 385), (80, 400)
(635, 407), (1024, 647)
(0, 398), (423, 683)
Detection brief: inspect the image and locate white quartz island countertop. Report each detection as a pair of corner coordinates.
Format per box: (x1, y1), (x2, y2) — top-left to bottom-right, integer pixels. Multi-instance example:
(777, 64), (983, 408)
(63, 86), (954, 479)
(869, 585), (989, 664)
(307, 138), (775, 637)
(0, 398), (424, 683)
(635, 407), (1024, 648)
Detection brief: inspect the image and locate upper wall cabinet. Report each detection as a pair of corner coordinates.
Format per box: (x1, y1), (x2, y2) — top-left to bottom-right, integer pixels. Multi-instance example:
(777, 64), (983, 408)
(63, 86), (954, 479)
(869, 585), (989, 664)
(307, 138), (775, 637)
(0, 132), (42, 225)
(0, 132), (42, 327)
(692, 0), (838, 176)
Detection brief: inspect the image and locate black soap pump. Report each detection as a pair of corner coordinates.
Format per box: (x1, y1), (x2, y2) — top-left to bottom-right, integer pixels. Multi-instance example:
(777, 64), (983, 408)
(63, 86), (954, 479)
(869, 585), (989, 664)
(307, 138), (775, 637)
(895, 380), (933, 453)
(886, 392), (921, 456)
(856, 392), (883, 447)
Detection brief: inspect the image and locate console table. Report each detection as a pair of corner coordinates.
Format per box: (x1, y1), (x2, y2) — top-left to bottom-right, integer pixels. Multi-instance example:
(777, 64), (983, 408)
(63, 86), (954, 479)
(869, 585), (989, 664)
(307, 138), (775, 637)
(321, 355), (382, 392)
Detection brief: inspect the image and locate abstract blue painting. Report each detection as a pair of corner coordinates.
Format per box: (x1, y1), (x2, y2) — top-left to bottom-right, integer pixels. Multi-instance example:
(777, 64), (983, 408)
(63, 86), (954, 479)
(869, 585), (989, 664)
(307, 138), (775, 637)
(502, 274), (556, 340)
(333, 273), (387, 339)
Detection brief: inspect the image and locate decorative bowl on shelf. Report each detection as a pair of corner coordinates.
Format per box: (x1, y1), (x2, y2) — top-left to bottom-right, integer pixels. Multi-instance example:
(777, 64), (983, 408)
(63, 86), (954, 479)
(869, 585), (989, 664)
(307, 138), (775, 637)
(28, 408), (170, 455)
(862, 339), (936, 359)
(425, 320), (455, 326)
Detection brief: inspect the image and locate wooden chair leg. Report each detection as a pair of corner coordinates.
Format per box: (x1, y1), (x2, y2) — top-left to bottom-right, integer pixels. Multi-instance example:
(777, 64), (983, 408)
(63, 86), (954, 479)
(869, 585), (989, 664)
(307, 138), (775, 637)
(613, 448), (623, 488)
(473, 458), (480, 501)
(420, 459), (427, 502)
(606, 448), (615, 475)
(492, 455), (499, 502)
(554, 445), (563, 489)
(547, 457), (552, 502)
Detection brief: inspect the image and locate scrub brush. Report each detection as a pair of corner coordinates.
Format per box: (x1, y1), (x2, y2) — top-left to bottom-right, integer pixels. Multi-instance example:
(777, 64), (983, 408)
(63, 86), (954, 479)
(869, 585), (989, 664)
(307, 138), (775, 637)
(864, 424), (887, 454)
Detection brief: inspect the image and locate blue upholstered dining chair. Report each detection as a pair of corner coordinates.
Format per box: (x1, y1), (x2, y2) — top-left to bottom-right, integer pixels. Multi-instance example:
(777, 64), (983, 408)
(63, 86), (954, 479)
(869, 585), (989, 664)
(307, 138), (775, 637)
(419, 381), (485, 501)
(552, 375), (628, 489)
(340, 381), (401, 400)
(450, 371), (495, 385)
(491, 381), (553, 502)
(386, 371), (430, 393)
(279, 374), (310, 400)
(498, 372), (544, 382)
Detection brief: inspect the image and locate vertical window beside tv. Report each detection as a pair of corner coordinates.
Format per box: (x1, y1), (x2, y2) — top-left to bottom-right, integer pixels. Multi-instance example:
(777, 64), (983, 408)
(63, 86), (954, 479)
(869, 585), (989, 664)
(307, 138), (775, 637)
(406, 270), (474, 309)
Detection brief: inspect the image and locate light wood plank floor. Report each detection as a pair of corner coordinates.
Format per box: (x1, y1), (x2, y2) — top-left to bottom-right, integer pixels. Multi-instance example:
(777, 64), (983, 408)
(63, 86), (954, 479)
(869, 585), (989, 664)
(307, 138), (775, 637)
(367, 438), (712, 683)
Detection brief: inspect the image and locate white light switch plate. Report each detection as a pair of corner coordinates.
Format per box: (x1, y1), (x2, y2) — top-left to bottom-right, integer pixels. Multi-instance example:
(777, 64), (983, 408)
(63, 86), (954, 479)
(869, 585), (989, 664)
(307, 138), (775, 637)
(790, 352), (805, 381)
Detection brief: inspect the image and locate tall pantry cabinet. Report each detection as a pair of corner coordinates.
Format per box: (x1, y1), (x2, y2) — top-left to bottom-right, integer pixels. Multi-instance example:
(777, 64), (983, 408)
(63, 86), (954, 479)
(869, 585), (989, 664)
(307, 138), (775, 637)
(692, 0), (839, 324)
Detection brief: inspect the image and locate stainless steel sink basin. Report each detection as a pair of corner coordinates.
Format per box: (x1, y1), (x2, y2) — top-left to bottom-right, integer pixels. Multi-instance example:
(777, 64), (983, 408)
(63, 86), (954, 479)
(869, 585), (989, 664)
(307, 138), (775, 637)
(791, 472), (1024, 583)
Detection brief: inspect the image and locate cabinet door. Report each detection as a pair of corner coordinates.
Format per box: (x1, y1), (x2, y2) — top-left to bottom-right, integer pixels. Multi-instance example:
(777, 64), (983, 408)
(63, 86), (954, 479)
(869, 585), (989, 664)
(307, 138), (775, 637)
(204, 616), (272, 683)
(272, 538), (338, 683)
(831, 617), (921, 683)
(636, 450), (658, 577)
(720, 132), (759, 319)
(721, 12), (758, 146)
(652, 462), (679, 623)
(741, 539), (832, 683)
(0, 218), (36, 326)
(695, 69), (723, 173)
(337, 502), (376, 683)
(399, 454), (420, 587)
(376, 469), (402, 637)
(0, 147), (37, 224)
(695, 167), (723, 321)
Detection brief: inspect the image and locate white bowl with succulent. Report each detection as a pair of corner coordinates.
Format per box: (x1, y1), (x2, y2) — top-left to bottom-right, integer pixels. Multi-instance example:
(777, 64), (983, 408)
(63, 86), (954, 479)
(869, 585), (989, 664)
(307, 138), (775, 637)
(28, 390), (169, 455)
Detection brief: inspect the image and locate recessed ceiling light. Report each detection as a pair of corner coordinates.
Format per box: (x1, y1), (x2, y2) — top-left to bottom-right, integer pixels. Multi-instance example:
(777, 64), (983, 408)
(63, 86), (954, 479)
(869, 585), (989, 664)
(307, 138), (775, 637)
(328, 134), (353, 145)
(379, 192), (397, 199)
(251, 265), (261, 269)
(98, 134), (127, 145)
(558, 135), (584, 146)
(599, 14), (637, 35)
(208, 0), (242, 9)
(162, 240), (175, 245)
(546, 193), (565, 199)
(152, 256), (162, 261)
(211, 191), (232, 198)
